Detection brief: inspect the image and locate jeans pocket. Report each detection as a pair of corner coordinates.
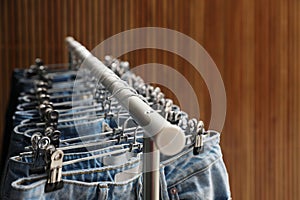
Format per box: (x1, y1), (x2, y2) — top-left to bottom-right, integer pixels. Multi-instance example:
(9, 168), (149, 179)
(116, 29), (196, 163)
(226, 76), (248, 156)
(167, 158), (231, 200)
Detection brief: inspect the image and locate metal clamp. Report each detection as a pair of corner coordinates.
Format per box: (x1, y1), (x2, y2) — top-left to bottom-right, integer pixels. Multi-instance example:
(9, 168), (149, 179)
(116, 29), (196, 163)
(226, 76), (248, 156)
(29, 134), (51, 174)
(45, 149), (64, 193)
(193, 121), (205, 155)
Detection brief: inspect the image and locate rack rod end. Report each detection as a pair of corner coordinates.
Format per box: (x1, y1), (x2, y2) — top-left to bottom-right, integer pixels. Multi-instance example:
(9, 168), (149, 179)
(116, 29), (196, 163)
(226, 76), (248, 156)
(155, 125), (185, 156)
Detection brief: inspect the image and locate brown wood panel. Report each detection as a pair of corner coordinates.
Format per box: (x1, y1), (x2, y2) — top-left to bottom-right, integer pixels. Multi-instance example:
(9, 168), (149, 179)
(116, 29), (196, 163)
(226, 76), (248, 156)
(254, 0), (272, 199)
(0, 0), (299, 199)
(288, 1), (300, 198)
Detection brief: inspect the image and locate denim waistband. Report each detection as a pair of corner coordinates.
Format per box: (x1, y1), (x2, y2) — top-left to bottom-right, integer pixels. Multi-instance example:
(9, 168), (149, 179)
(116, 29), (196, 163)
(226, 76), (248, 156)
(13, 103), (106, 122)
(16, 97), (98, 111)
(8, 118), (118, 157)
(14, 117), (118, 136)
(7, 118), (119, 158)
(1, 143), (142, 200)
(13, 102), (121, 119)
(9, 163), (143, 200)
(15, 108), (128, 127)
(8, 131), (231, 200)
(18, 92), (93, 104)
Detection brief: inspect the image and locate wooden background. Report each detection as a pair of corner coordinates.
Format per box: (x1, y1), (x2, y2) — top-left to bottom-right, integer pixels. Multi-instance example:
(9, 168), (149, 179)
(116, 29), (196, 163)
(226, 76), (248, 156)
(1, 0), (299, 199)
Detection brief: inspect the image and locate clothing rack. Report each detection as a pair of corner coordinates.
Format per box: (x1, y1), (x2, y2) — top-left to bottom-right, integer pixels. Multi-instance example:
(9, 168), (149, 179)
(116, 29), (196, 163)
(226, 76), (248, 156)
(65, 37), (186, 200)
(0, 39), (231, 200)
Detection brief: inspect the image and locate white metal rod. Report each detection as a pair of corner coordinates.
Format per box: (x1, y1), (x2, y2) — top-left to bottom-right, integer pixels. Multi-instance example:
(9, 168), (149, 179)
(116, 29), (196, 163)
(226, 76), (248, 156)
(65, 36), (185, 156)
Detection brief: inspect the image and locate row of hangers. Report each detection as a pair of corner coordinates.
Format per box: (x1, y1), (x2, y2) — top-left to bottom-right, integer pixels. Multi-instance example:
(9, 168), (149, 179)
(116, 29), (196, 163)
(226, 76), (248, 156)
(15, 55), (207, 193)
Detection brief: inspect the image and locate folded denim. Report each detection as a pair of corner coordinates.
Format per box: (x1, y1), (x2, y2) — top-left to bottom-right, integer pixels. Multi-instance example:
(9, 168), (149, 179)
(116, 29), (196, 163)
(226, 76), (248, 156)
(13, 105), (127, 127)
(18, 91), (94, 104)
(9, 161), (142, 200)
(1, 143), (142, 200)
(3, 125), (144, 198)
(12, 70), (79, 93)
(7, 131), (231, 200)
(14, 100), (121, 115)
(16, 98), (96, 111)
(7, 117), (119, 158)
(20, 88), (93, 101)
(12, 103), (107, 124)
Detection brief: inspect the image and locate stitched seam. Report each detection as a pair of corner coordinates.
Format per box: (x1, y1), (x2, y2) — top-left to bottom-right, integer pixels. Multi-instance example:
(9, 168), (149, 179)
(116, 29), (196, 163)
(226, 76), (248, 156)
(62, 159), (139, 176)
(168, 156), (222, 188)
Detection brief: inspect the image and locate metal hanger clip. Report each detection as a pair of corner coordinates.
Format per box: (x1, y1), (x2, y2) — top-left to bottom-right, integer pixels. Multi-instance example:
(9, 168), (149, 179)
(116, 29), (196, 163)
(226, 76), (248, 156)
(193, 121), (205, 155)
(44, 148), (64, 193)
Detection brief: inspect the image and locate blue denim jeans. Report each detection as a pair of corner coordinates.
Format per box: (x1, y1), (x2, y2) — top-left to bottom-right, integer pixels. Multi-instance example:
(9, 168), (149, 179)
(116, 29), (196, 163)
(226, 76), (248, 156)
(9, 165), (143, 200)
(159, 131), (231, 200)
(1, 143), (141, 200)
(14, 69), (78, 93)
(16, 98), (95, 111)
(7, 131), (231, 200)
(18, 91), (93, 105)
(8, 117), (119, 158)
(12, 103), (106, 125)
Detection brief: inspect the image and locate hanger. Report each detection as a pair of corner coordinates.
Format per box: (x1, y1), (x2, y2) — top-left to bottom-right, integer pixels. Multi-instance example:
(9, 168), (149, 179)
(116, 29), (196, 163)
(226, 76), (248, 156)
(18, 105), (129, 126)
(19, 91), (94, 103)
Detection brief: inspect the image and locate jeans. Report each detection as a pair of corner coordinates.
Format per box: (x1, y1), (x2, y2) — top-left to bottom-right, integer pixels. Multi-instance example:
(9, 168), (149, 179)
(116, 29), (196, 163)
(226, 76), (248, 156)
(8, 117), (118, 156)
(160, 131), (231, 200)
(18, 91), (93, 104)
(16, 98), (95, 111)
(13, 69), (78, 93)
(12, 103), (107, 125)
(1, 143), (142, 200)
(8, 131), (231, 200)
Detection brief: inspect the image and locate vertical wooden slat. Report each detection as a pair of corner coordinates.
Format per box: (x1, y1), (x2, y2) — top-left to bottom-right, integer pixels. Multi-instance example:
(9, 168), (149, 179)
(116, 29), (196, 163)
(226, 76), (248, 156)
(49, 0), (54, 63)
(93, 0), (99, 45)
(10, 0), (16, 70)
(75, 0), (80, 40)
(23, 0), (29, 67)
(36, 0), (42, 59)
(120, 0), (125, 61)
(43, 1), (49, 63)
(88, 0), (93, 48)
(62, 0), (68, 62)
(54, 0), (62, 63)
(240, 0), (255, 199)
(16, 0), (21, 68)
(190, 0), (206, 122)
(202, 0), (225, 129)
(269, 0), (289, 199)
(254, 0), (271, 199)
(29, 0), (36, 63)
(223, 1), (242, 199)
(288, 1), (300, 198)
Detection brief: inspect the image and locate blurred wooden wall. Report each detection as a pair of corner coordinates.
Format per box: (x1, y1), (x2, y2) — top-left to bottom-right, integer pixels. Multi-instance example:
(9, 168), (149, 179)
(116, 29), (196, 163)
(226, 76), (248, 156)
(1, 0), (299, 199)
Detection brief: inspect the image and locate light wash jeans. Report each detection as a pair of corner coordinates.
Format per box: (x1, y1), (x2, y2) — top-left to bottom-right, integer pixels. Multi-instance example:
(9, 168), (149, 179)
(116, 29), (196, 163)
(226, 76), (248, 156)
(8, 131), (231, 200)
